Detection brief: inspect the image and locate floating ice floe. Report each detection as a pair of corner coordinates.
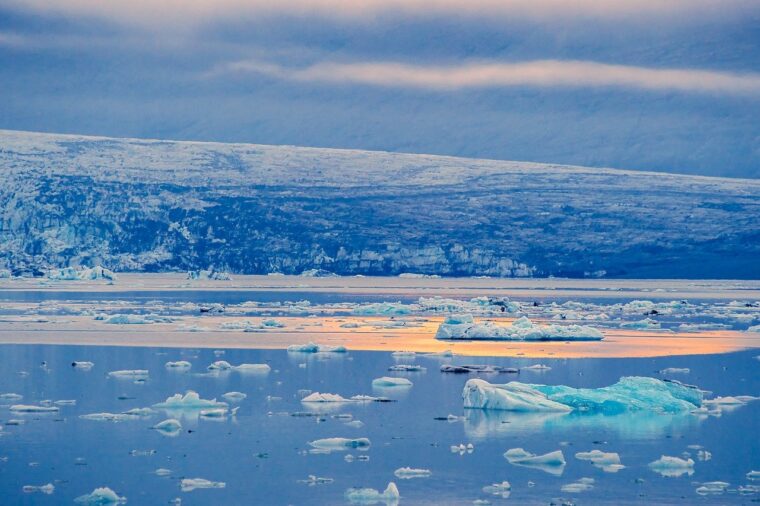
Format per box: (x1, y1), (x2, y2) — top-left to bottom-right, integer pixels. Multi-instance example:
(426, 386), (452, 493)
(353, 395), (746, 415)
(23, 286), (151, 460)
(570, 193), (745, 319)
(522, 364), (551, 371)
(648, 455), (695, 477)
(620, 318), (661, 330)
(80, 412), (141, 422)
(352, 302), (414, 316)
(287, 342), (347, 353)
(504, 448), (566, 475)
(222, 391), (247, 402)
(207, 361), (270, 373)
(696, 481), (730, 495)
(74, 486), (126, 504)
(748, 470), (760, 481)
(302, 392), (351, 403)
(575, 450), (625, 472)
(436, 315), (603, 341)
(22, 483), (55, 494)
(187, 269), (231, 281)
(165, 361), (191, 369)
(10, 404), (59, 413)
(345, 482), (399, 505)
(561, 477), (595, 493)
(463, 376), (704, 414)
(180, 478), (226, 492)
(388, 364), (426, 372)
(299, 475), (334, 485)
(308, 437), (371, 452)
(200, 407), (235, 418)
(372, 377), (413, 388)
(153, 419), (182, 436)
(697, 450), (712, 461)
(0, 393), (23, 401)
(72, 361), (94, 369)
(422, 350), (454, 358)
(451, 443), (474, 455)
(482, 481), (511, 498)
(660, 368), (689, 374)
(393, 467), (432, 479)
(155, 468), (172, 477)
(153, 391), (227, 410)
(103, 314), (173, 324)
(108, 369), (149, 379)
(441, 364), (519, 374)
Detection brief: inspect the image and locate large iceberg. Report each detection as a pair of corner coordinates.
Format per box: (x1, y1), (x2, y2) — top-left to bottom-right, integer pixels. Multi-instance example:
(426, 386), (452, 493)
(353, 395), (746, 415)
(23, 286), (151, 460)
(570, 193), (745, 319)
(436, 315), (603, 341)
(463, 377), (703, 414)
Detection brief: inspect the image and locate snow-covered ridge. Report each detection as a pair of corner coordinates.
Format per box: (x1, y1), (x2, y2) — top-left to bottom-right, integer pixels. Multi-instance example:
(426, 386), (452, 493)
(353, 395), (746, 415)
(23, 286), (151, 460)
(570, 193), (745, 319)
(1, 129), (759, 278)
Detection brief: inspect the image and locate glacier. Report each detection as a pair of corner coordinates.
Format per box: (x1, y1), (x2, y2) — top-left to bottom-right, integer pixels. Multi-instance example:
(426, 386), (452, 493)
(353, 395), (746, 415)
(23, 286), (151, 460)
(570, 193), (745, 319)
(1, 130), (759, 279)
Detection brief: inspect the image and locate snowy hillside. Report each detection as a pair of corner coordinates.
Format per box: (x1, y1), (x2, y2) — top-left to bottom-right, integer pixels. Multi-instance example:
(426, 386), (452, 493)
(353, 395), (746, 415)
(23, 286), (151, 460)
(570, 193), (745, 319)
(1, 129), (759, 278)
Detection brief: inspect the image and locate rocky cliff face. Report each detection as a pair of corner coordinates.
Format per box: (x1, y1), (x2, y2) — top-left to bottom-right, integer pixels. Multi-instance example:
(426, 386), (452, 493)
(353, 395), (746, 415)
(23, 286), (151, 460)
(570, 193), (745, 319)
(2, 130), (759, 278)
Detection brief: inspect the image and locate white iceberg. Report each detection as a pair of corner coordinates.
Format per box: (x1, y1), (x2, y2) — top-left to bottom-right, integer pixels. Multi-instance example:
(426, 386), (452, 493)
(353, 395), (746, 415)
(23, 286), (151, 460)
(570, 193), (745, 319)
(696, 481), (730, 495)
(748, 470), (760, 481)
(308, 437), (371, 451)
(108, 369), (149, 379)
(74, 486), (126, 504)
(165, 361), (191, 369)
(388, 364), (426, 372)
(620, 318), (661, 330)
(153, 391), (227, 410)
(463, 377), (703, 414)
(180, 478), (226, 492)
(0, 393), (23, 401)
(287, 342), (347, 353)
(372, 377), (413, 388)
(345, 482), (399, 505)
(80, 412), (140, 422)
(302, 392), (352, 403)
(504, 448), (566, 475)
(222, 391), (247, 402)
(436, 315), (603, 341)
(298, 475), (335, 485)
(648, 455), (695, 477)
(393, 467), (432, 479)
(22, 483), (55, 494)
(561, 477), (595, 493)
(10, 404), (59, 413)
(153, 418), (182, 436)
(72, 361), (95, 369)
(482, 481), (511, 498)
(575, 450), (624, 472)
(104, 314), (171, 324)
(352, 302), (414, 316)
(660, 367), (689, 374)
(234, 363), (271, 373)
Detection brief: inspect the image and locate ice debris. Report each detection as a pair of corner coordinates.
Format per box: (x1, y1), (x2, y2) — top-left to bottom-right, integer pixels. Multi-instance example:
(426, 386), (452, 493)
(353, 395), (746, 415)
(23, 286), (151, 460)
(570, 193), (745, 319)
(660, 367), (689, 374)
(648, 455), (695, 477)
(222, 391), (247, 402)
(575, 450), (624, 472)
(463, 377), (703, 413)
(620, 318), (661, 330)
(180, 478), (226, 492)
(298, 475), (334, 485)
(103, 314), (172, 324)
(0, 393), (23, 401)
(10, 404), (59, 413)
(287, 342), (347, 353)
(393, 467), (432, 479)
(561, 477), (595, 493)
(696, 481), (730, 495)
(108, 369), (149, 379)
(372, 377), (413, 388)
(436, 315), (603, 341)
(345, 482), (399, 505)
(153, 391), (227, 410)
(388, 364), (426, 372)
(482, 481), (511, 498)
(308, 437), (371, 452)
(504, 448), (566, 475)
(165, 361), (191, 369)
(207, 361), (270, 373)
(153, 419), (182, 436)
(748, 470), (760, 481)
(74, 487), (126, 504)
(72, 361), (95, 369)
(22, 483), (55, 494)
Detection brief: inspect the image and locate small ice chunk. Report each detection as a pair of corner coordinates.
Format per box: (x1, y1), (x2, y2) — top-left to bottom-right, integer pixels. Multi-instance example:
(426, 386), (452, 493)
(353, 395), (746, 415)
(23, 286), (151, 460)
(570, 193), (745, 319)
(372, 377), (413, 388)
(199, 408), (230, 418)
(74, 486), (126, 504)
(222, 391), (247, 402)
(234, 363), (271, 373)
(345, 482), (399, 505)
(393, 467), (432, 479)
(302, 392), (352, 403)
(746, 470), (760, 481)
(165, 361), (192, 369)
(10, 404), (59, 413)
(287, 342), (347, 353)
(80, 412), (139, 422)
(696, 481), (729, 495)
(504, 448), (566, 475)
(482, 481), (511, 498)
(561, 477), (595, 493)
(155, 468), (172, 476)
(575, 450), (624, 472)
(207, 360), (232, 370)
(108, 369), (149, 379)
(22, 483), (55, 494)
(0, 393), (23, 401)
(391, 351), (416, 358)
(180, 478), (226, 492)
(648, 455), (695, 477)
(299, 475), (334, 485)
(345, 420), (364, 428)
(153, 419), (182, 436)
(660, 368), (690, 374)
(388, 364), (426, 372)
(72, 361), (95, 370)
(522, 364), (551, 371)
(153, 391), (226, 410)
(308, 437), (371, 452)
(620, 318), (661, 330)
(697, 450), (712, 461)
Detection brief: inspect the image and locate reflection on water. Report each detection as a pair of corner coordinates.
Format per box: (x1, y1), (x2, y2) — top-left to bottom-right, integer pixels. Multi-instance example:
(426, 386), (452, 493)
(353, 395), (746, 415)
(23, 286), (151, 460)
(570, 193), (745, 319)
(0, 344), (758, 504)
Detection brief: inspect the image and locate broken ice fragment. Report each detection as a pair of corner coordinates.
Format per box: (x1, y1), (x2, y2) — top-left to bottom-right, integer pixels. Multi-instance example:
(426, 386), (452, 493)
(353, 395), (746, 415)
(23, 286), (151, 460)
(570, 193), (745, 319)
(10, 404), (59, 413)
(504, 448), (566, 475)
(222, 391), (247, 402)
(22, 483), (54, 494)
(298, 475), (334, 485)
(696, 481), (730, 495)
(153, 419), (182, 436)
(372, 377), (412, 388)
(436, 315), (603, 341)
(287, 342), (347, 353)
(648, 455), (695, 477)
(482, 481), (511, 498)
(575, 450), (624, 472)
(345, 482), (399, 505)
(153, 391), (227, 410)
(165, 361), (192, 369)
(393, 467), (432, 479)
(74, 486), (126, 504)
(308, 437), (371, 452)
(72, 361), (95, 370)
(180, 478), (226, 492)
(561, 477), (595, 493)
(108, 370), (149, 379)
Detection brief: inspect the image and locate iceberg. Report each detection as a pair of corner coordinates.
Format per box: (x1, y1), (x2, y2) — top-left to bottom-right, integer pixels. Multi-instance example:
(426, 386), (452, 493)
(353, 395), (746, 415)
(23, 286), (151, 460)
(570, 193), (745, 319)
(345, 482), (399, 505)
(660, 367), (689, 374)
(302, 392), (352, 403)
(287, 342), (347, 353)
(482, 481), (511, 498)
(388, 364), (426, 372)
(648, 455), (695, 477)
(155, 468), (172, 477)
(180, 478), (226, 492)
(153, 419), (182, 436)
(108, 369), (149, 379)
(308, 437), (371, 451)
(372, 377), (413, 388)
(393, 467), (432, 479)
(74, 487), (126, 504)
(165, 361), (191, 369)
(352, 302), (414, 316)
(153, 391), (227, 410)
(0, 393), (23, 401)
(207, 361), (270, 373)
(104, 314), (172, 324)
(696, 481), (730, 495)
(620, 318), (661, 330)
(748, 470), (760, 481)
(575, 450), (624, 472)
(80, 412), (141, 422)
(72, 361), (95, 369)
(463, 377), (703, 414)
(436, 315), (603, 341)
(222, 391), (247, 402)
(504, 448), (566, 475)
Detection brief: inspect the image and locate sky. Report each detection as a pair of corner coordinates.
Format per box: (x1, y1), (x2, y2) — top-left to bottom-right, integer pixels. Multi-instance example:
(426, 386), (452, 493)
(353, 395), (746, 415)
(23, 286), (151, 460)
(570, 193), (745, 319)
(1, 0), (759, 177)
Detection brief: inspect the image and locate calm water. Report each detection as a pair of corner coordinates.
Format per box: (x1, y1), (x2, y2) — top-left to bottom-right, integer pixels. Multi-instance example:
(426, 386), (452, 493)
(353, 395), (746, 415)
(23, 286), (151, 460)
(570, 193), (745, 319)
(1, 345), (758, 505)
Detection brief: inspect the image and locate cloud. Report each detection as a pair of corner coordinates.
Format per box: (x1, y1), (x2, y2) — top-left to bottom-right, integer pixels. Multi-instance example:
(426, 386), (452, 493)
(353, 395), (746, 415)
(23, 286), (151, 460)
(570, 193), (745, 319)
(213, 59), (760, 95)
(2, 0), (756, 27)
